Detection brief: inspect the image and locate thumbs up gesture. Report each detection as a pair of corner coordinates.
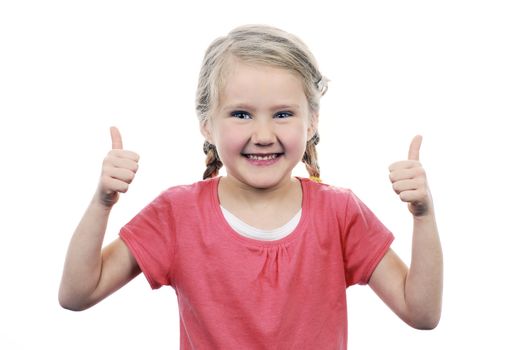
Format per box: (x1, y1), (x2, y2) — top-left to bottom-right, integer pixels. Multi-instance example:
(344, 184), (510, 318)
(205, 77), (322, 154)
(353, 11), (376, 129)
(97, 127), (140, 207)
(389, 135), (432, 217)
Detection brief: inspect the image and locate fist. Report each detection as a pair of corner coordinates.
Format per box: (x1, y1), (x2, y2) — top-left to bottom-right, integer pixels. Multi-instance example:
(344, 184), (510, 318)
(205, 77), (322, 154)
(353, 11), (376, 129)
(389, 135), (432, 216)
(98, 127), (140, 207)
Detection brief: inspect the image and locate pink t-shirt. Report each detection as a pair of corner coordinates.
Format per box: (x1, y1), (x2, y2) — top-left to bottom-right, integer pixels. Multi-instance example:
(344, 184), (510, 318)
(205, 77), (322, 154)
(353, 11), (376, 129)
(120, 177), (394, 349)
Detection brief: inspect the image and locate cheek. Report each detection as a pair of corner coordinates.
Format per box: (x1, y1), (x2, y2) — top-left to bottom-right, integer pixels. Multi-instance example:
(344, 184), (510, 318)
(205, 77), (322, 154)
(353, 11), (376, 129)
(281, 127), (308, 154)
(214, 126), (246, 157)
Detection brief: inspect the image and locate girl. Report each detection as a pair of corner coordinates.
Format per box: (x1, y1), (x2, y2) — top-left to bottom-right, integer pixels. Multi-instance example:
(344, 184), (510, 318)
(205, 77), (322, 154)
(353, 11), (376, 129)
(59, 25), (442, 349)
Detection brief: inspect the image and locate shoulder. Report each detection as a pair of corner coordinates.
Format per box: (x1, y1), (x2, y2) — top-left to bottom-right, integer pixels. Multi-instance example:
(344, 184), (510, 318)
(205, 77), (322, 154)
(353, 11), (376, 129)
(301, 177), (356, 204)
(300, 178), (374, 221)
(143, 178), (218, 216)
(160, 177), (218, 201)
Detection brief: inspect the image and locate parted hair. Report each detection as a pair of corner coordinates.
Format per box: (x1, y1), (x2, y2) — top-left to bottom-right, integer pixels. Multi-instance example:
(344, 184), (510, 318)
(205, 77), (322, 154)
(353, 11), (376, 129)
(196, 24), (328, 181)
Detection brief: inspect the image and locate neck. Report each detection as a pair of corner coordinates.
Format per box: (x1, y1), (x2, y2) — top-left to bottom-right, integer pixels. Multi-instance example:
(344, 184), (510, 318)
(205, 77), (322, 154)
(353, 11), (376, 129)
(218, 175), (298, 210)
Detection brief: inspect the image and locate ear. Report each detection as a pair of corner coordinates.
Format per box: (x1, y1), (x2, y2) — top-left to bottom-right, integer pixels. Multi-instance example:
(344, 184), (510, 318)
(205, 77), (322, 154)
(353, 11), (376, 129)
(200, 119), (214, 144)
(307, 112), (319, 141)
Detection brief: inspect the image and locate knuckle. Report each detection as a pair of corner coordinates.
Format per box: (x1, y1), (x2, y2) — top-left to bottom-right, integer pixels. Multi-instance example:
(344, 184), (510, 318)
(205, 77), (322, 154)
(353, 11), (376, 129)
(107, 150), (119, 158)
(101, 174), (112, 185)
(102, 167), (115, 178)
(392, 183), (401, 194)
(418, 189), (428, 199)
(415, 166), (426, 176)
(389, 162), (402, 171)
(124, 151), (140, 161)
(125, 172), (135, 184)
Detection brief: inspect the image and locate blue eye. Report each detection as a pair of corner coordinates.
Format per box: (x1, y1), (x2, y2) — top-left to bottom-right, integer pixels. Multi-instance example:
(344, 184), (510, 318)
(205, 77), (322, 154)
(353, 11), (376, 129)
(274, 111), (293, 119)
(231, 111), (251, 119)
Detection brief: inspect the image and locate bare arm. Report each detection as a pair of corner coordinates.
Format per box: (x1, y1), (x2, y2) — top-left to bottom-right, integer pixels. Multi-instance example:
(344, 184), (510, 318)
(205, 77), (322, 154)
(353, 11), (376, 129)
(369, 214), (442, 329)
(59, 127), (141, 311)
(369, 136), (443, 329)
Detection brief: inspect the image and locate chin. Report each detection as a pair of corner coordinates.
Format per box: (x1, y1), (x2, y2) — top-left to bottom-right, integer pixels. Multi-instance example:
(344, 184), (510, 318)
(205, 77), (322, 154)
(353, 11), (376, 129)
(246, 178), (284, 190)
(235, 173), (292, 190)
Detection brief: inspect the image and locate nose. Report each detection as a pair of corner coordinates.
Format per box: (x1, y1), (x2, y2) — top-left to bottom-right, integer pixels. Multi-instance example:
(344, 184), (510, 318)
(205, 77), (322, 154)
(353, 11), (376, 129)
(251, 119), (276, 146)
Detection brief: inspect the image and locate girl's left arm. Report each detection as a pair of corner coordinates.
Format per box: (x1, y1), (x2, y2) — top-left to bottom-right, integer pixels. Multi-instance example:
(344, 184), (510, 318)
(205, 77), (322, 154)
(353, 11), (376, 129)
(368, 135), (443, 330)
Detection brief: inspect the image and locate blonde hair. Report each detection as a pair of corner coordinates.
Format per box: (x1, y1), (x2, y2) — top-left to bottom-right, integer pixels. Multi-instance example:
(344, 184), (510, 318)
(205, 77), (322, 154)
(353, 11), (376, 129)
(196, 24), (328, 181)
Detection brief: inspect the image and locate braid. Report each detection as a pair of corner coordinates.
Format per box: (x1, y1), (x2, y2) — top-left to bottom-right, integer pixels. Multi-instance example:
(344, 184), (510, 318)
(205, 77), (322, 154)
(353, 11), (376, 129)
(202, 141), (223, 180)
(303, 131), (321, 182)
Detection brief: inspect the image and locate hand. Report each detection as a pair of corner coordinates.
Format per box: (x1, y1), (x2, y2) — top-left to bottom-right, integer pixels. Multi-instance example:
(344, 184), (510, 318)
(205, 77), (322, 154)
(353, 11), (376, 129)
(97, 127), (140, 207)
(389, 135), (432, 217)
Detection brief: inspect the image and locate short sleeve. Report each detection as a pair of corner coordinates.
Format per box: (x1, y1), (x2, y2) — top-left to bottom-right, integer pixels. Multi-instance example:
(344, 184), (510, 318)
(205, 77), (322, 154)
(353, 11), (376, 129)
(119, 191), (174, 289)
(343, 192), (394, 287)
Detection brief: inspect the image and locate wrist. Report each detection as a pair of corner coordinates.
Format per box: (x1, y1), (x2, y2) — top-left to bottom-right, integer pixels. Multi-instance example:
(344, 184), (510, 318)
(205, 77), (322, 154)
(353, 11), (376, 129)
(412, 209), (436, 225)
(91, 192), (116, 213)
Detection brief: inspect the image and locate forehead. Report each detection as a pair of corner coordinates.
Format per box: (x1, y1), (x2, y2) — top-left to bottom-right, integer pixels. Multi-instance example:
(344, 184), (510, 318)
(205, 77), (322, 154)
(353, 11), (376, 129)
(217, 58), (308, 109)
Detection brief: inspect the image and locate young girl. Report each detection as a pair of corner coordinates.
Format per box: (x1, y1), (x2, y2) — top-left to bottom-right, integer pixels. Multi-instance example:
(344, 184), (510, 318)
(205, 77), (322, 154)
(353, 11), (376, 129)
(59, 25), (442, 349)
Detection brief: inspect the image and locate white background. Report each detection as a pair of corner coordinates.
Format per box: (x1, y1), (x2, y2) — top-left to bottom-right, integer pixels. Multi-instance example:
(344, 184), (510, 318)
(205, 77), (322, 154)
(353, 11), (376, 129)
(1, 1), (524, 349)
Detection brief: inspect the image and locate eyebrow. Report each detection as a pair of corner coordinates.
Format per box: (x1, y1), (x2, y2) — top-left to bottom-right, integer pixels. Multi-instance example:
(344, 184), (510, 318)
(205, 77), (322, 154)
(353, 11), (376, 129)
(221, 103), (301, 111)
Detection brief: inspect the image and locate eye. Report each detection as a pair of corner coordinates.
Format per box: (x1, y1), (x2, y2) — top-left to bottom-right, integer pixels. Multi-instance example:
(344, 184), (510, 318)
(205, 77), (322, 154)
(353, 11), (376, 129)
(274, 111), (293, 119)
(231, 111), (251, 119)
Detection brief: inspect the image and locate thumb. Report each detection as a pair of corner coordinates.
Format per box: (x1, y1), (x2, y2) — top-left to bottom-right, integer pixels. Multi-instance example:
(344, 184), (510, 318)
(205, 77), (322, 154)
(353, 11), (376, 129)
(110, 126), (123, 150)
(408, 135), (423, 161)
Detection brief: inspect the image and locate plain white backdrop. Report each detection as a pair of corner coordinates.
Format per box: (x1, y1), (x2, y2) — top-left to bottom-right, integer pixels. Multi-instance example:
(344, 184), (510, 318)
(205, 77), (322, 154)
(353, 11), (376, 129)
(1, 1), (524, 349)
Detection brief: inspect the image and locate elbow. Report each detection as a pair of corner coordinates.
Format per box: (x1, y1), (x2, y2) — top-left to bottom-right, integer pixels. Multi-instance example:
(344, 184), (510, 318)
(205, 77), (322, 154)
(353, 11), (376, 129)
(59, 303), (83, 312)
(59, 300), (86, 312)
(404, 295), (442, 330)
(58, 295), (85, 312)
(412, 319), (440, 330)
(59, 298), (91, 312)
(58, 287), (91, 312)
(408, 312), (441, 330)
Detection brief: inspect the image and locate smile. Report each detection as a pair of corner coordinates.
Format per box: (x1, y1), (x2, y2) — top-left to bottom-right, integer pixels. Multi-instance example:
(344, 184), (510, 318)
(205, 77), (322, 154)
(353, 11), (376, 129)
(243, 153), (283, 161)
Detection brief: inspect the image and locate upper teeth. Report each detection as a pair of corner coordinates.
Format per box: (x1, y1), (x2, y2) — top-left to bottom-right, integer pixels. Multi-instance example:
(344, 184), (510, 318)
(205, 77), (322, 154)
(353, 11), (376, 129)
(247, 154), (278, 160)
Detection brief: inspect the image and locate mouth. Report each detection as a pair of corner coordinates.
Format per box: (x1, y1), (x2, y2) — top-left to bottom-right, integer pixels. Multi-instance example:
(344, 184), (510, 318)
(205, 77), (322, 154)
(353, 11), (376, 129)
(242, 153), (284, 165)
(242, 153), (284, 162)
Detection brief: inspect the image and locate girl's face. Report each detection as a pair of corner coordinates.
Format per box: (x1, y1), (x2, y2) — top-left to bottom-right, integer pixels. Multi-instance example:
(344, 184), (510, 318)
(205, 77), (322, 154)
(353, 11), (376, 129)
(201, 59), (317, 191)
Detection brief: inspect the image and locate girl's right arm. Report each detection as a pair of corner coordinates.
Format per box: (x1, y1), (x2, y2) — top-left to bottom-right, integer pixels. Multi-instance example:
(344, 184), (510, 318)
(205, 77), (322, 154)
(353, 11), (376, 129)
(59, 127), (141, 311)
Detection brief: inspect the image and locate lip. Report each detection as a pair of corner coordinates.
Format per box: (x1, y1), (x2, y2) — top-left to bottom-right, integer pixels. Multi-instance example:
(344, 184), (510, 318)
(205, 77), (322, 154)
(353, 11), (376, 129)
(242, 152), (283, 166)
